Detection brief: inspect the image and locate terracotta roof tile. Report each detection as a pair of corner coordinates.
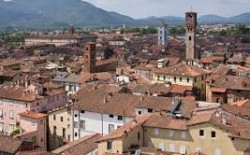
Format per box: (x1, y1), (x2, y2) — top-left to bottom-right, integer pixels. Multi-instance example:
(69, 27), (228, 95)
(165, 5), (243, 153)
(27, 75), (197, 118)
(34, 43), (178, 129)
(135, 96), (174, 112)
(73, 87), (141, 117)
(19, 111), (47, 119)
(0, 135), (23, 154)
(143, 115), (188, 130)
(170, 85), (193, 94)
(154, 63), (209, 77)
(52, 134), (101, 155)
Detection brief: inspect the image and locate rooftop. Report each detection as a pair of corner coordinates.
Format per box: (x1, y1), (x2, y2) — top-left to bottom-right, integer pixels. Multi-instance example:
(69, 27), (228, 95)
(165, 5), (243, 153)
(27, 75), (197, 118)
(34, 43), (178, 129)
(19, 111), (47, 119)
(154, 63), (209, 77)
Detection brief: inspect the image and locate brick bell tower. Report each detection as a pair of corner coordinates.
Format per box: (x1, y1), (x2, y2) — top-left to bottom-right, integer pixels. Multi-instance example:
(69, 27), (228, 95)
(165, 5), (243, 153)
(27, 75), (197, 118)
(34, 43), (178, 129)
(84, 42), (96, 73)
(185, 11), (198, 59)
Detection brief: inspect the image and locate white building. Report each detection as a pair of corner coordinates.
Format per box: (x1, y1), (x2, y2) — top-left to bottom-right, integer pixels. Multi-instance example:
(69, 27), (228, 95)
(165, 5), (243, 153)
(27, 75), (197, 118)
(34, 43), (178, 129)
(158, 21), (168, 45)
(71, 88), (141, 140)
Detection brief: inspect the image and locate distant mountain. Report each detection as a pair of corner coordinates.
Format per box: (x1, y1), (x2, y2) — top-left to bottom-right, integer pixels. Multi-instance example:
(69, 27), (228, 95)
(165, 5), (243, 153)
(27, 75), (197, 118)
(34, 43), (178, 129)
(139, 13), (250, 26)
(0, 0), (249, 27)
(230, 13), (250, 23)
(199, 15), (227, 24)
(138, 16), (184, 26)
(198, 13), (250, 24)
(0, 0), (138, 27)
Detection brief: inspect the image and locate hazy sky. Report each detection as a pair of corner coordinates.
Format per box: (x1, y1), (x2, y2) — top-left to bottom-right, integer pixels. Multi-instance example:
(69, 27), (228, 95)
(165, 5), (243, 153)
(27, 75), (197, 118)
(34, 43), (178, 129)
(82, 0), (250, 18)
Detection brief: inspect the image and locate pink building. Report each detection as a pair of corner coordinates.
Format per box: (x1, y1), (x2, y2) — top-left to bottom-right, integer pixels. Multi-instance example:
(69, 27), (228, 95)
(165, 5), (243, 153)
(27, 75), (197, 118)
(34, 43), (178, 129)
(16, 111), (48, 150)
(0, 82), (67, 135)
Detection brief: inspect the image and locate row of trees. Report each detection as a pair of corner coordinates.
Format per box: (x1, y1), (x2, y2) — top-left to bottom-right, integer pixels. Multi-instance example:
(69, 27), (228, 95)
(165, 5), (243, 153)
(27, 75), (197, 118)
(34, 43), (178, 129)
(209, 25), (250, 37)
(120, 26), (186, 35)
(120, 27), (157, 34)
(0, 33), (27, 42)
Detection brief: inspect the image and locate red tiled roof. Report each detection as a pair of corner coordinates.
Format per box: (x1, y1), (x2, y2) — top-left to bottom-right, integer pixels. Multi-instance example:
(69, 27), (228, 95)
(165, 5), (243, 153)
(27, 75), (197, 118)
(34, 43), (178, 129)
(19, 111), (47, 119)
(170, 85), (193, 94)
(154, 63), (210, 77)
(211, 87), (227, 93)
(52, 134), (101, 155)
(143, 115), (188, 130)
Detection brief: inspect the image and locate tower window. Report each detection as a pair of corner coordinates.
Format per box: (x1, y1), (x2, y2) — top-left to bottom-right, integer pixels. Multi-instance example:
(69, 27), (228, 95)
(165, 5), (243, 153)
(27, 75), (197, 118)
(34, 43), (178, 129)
(211, 131), (216, 138)
(189, 36), (192, 41)
(199, 130), (204, 136)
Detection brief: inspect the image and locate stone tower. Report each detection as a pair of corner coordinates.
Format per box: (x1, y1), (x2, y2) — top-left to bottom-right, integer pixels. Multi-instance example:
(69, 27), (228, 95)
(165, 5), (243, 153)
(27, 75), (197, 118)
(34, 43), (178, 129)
(185, 11), (198, 59)
(158, 21), (168, 45)
(84, 42), (96, 73)
(68, 25), (75, 35)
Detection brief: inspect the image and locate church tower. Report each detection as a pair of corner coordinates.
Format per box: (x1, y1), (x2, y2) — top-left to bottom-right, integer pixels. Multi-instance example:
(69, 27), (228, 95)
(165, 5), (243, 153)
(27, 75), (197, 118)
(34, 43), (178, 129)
(185, 11), (198, 59)
(84, 42), (96, 73)
(158, 21), (168, 45)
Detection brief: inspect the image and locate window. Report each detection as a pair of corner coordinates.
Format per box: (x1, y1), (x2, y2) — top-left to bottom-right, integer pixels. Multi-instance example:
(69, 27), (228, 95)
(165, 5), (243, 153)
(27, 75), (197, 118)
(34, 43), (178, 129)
(9, 101), (14, 106)
(118, 116), (123, 121)
(148, 109), (153, 113)
(138, 132), (141, 140)
(53, 126), (57, 135)
(199, 130), (204, 136)
(0, 122), (3, 132)
(159, 143), (165, 151)
(181, 131), (187, 139)
(180, 77), (182, 82)
(180, 145), (186, 154)
(9, 124), (14, 132)
(53, 115), (56, 120)
(174, 77), (176, 82)
(109, 124), (114, 133)
(138, 111), (142, 115)
(169, 144), (175, 152)
(215, 148), (221, 155)
(74, 114), (77, 118)
(194, 77), (197, 82)
(74, 122), (78, 128)
(107, 141), (112, 150)
(74, 132), (78, 137)
(0, 109), (3, 117)
(81, 110), (85, 114)
(154, 128), (160, 136)
(211, 131), (216, 138)
(109, 114), (114, 118)
(79, 120), (85, 130)
(169, 130), (174, 138)
(62, 128), (66, 138)
(60, 117), (63, 122)
(187, 78), (190, 83)
(9, 110), (14, 119)
(202, 76), (204, 80)
(189, 36), (192, 41)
